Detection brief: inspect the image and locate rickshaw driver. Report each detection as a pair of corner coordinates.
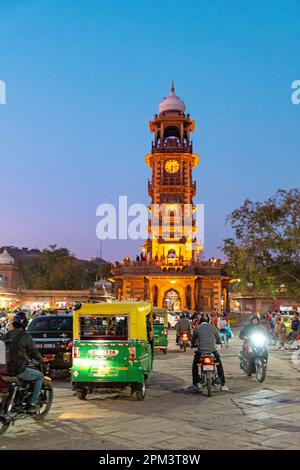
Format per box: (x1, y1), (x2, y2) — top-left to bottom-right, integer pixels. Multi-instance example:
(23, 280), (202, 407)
(146, 313), (154, 352)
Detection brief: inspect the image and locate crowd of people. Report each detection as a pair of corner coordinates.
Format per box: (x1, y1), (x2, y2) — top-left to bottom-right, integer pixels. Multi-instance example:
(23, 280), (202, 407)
(174, 308), (300, 394)
(259, 310), (300, 350)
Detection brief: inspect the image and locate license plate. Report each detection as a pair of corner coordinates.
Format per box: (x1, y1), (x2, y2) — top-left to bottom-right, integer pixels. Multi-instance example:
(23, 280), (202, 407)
(203, 365), (214, 371)
(91, 367), (114, 376)
(36, 343), (56, 349)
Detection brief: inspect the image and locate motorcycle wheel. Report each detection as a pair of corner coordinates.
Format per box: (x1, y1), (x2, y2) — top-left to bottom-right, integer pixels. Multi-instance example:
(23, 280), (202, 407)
(33, 384), (53, 420)
(0, 421), (10, 435)
(255, 364), (267, 383)
(207, 377), (212, 397)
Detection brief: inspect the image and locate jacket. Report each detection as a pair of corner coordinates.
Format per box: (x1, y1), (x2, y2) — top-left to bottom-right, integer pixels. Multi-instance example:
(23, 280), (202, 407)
(191, 323), (221, 353)
(291, 318), (300, 332)
(4, 328), (42, 375)
(239, 324), (266, 340)
(175, 318), (192, 335)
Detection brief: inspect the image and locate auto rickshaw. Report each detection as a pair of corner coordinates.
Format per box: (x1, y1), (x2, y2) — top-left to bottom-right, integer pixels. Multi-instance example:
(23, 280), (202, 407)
(281, 314), (293, 334)
(72, 301), (154, 401)
(152, 307), (168, 354)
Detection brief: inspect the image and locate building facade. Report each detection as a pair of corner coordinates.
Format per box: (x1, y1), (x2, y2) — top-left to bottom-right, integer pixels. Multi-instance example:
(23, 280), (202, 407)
(0, 248), (114, 310)
(113, 84), (231, 312)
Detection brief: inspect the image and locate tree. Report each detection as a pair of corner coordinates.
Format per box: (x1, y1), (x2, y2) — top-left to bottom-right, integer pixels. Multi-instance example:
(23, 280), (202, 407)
(222, 189), (300, 301)
(19, 245), (112, 290)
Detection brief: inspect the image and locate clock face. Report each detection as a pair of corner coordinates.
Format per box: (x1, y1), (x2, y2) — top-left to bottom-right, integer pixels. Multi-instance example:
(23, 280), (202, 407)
(165, 159), (179, 174)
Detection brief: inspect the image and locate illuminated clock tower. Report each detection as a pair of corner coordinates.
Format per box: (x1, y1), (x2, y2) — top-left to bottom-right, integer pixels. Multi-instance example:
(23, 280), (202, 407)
(145, 81), (201, 266)
(113, 83), (231, 313)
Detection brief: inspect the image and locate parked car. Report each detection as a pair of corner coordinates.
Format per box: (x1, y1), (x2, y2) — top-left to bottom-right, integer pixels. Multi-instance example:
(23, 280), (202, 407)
(168, 311), (192, 328)
(168, 312), (180, 328)
(27, 315), (73, 370)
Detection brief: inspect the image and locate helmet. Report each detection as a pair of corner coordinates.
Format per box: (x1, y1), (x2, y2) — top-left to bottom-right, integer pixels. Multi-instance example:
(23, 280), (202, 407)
(250, 315), (260, 323)
(12, 311), (28, 328)
(199, 313), (210, 324)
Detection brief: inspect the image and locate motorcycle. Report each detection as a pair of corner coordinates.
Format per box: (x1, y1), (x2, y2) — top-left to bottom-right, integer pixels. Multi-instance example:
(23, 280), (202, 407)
(240, 333), (268, 383)
(0, 361), (53, 435)
(197, 352), (220, 396)
(179, 332), (190, 352)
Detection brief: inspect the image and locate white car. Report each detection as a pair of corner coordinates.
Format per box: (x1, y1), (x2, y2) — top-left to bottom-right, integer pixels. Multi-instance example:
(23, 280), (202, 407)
(168, 312), (180, 328)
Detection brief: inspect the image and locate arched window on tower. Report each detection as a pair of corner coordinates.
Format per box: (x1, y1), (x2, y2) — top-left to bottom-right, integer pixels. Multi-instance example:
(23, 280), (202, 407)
(163, 126), (180, 147)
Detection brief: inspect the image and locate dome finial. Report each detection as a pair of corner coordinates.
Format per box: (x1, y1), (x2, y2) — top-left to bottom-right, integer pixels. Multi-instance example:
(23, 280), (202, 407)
(170, 80), (175, 95)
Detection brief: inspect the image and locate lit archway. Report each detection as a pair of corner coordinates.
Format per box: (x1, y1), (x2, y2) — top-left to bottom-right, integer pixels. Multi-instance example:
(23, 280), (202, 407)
(163, 289), (181, 311)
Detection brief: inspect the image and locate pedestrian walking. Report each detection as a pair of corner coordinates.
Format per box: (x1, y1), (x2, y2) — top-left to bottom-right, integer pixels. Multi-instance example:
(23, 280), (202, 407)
(218, 314), (229, 347)
(275, 316), (287, 350)
(291, 312), (300, 350)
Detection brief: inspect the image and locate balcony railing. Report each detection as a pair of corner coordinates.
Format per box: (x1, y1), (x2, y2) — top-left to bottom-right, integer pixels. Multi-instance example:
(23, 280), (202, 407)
(152, 140), (193, 154)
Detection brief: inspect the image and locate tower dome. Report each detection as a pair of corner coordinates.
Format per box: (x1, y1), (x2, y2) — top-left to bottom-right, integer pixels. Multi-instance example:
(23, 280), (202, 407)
(0, 248), (15, 265)
(159, 81), (185, 114)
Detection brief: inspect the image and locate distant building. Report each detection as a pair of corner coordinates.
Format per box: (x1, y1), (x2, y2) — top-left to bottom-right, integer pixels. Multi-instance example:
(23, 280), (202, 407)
(0, 247), (114, 310)
(0, 248), (19, 289)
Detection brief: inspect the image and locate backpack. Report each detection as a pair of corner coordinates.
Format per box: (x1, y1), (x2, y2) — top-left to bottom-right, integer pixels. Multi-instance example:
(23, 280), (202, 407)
(0, 331), (25, 376)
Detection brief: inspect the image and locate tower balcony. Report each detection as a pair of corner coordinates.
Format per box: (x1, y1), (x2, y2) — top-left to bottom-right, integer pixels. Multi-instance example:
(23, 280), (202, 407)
(152, 140), (193, 154)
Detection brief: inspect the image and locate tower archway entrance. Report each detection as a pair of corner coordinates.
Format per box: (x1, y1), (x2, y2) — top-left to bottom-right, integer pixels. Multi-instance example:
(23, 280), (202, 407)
(163, 289), (181, 311)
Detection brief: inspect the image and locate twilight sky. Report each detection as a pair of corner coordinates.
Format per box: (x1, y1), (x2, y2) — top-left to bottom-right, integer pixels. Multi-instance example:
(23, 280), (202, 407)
(0, 0), (299, 262)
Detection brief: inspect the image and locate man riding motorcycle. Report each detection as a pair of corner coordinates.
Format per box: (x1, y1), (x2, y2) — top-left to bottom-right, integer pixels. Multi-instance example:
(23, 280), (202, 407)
(189, 314), (229, 392)
(239, 315), (266, 373)
(2, 311), (44, 413)
(175, 314), (192, 344)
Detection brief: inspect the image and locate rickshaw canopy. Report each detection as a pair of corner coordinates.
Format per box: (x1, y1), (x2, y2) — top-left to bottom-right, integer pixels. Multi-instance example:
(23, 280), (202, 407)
(73, 301), (152, 341)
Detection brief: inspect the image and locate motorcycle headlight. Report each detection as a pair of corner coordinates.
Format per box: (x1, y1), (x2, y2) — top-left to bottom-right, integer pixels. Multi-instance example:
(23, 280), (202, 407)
(251, 333), (266, 347)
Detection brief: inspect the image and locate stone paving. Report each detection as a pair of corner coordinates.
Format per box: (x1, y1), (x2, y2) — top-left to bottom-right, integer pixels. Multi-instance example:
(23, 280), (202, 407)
(1, 329), (300, 450)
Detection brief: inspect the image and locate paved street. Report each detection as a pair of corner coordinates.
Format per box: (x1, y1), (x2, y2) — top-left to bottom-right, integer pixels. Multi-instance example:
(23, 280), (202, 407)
(1, 328), (300, 450)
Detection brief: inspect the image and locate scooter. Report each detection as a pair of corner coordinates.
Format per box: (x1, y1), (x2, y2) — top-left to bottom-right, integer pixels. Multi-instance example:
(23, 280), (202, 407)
(198, 352), (220, 397)
(0, 361), (53, 435)
(240, 333), (268, 383)
(179, 332), (190, 352)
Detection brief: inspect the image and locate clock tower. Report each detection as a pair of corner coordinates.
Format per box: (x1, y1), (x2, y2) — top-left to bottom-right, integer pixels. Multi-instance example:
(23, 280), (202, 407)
(112, 83), (231, 313)
(145, 81), (201, 267)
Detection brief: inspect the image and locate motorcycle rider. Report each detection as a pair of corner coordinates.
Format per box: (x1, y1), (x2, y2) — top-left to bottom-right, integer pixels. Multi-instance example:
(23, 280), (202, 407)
(175, 313), (192, 344)
(3, 311), (43, 413)
(239, 315), (266, 374)
(189, 313), (229, 392)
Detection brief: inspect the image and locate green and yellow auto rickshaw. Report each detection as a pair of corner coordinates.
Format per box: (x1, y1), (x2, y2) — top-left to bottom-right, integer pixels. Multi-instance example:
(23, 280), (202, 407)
(72, 302), (154, 401)
(152, 307), (168, 354)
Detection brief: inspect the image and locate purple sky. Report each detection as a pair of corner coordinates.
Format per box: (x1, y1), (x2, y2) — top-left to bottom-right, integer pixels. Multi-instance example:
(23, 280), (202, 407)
(1, 1), (300, 262)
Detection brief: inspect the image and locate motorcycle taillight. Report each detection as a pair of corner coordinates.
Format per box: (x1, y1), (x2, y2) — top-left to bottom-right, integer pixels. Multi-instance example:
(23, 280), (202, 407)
(203, 357), (213, 365)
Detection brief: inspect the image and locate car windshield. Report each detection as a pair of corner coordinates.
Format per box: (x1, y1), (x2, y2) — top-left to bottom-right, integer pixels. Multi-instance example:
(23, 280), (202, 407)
(79, 315), (128, 340)
(28, 316), (72, 332)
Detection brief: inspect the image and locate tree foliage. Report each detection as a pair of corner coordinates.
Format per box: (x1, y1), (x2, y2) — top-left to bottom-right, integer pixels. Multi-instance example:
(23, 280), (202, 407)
(19, 245), (112, 290)
(222, 189), (300, 300)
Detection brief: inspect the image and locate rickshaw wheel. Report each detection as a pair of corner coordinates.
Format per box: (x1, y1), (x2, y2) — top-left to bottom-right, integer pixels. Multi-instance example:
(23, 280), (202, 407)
(135, 381), (146, 401)
(76, 389), (88, 400)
